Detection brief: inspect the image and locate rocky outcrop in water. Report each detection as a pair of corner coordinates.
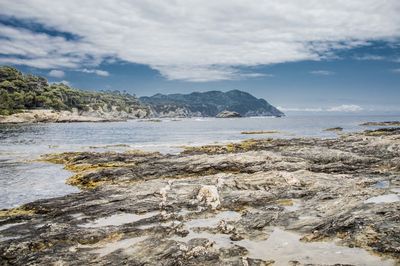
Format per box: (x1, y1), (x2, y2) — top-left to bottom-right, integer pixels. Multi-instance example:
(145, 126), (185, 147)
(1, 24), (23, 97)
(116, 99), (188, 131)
(360, 121), (400, 127)
(323, 127), (343, 132)
(0, 128), (399, 265)
(140, 90), (284, 118)
(216, 111), (241, 118)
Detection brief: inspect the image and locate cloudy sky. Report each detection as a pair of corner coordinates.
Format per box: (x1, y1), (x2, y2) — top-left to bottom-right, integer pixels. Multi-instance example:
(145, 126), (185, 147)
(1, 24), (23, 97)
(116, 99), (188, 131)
(0, 0), (399, 113)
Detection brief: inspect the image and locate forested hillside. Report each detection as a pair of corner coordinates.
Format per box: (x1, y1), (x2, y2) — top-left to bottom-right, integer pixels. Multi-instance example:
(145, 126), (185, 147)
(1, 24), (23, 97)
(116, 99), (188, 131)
(0, 66), (145, 116)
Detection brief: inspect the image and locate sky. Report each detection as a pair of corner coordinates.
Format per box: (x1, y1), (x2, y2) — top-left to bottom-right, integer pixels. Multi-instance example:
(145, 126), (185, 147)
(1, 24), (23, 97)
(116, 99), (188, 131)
(0, 0), (399, 114)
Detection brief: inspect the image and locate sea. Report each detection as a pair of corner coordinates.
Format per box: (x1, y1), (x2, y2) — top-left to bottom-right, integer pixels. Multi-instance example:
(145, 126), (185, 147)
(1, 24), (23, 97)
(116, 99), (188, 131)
(1, 114), (399, 209)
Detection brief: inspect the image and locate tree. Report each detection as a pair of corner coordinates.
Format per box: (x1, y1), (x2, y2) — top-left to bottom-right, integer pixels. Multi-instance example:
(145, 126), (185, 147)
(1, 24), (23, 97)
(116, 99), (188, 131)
(11, 92), (24, 109)
(0, 66), (22, 82)
(0, 81), (17, 92)
(24, 92), (36, 108)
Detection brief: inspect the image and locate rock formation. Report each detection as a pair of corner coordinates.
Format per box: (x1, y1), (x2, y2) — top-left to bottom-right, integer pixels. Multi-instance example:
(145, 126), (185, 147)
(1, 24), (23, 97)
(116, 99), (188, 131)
(216, 111), (241, 118)
(0, 128), (399, 265)
(323, 127), (343, 132)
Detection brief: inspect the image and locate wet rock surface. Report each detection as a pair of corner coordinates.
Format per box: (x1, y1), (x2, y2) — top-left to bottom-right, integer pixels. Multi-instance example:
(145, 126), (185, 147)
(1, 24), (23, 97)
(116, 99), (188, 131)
(1, 128), (400, 265)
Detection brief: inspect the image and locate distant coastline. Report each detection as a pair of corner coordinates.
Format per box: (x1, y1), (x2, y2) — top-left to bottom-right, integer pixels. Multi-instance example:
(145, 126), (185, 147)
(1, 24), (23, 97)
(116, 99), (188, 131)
(0, 66), (284, 124)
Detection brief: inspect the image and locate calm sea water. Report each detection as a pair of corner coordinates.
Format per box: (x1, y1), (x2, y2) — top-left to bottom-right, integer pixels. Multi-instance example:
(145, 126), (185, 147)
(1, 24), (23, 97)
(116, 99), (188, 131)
(1, 114), (399, 209)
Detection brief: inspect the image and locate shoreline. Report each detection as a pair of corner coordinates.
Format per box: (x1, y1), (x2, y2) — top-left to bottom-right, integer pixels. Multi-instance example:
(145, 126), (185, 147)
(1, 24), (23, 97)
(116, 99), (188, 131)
(0, 109), (128, 124)
(0, 109), (286, 124)
(1, 128), (399, 264)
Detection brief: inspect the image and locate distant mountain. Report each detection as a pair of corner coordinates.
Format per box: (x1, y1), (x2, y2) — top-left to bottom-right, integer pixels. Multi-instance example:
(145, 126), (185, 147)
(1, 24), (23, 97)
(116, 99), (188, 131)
(140, 90), (284, 117)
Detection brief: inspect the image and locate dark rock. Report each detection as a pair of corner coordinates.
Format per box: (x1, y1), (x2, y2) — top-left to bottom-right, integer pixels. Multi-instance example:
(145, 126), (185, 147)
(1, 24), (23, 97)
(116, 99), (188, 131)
(229, 233), (244, 241)
(324, 127), (343, 132)
(216, 111), (241, 118)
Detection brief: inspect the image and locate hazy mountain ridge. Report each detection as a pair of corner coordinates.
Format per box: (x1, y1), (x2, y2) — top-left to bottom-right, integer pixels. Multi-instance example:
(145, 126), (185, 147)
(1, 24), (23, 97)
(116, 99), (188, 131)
(140, 90), (284, 117)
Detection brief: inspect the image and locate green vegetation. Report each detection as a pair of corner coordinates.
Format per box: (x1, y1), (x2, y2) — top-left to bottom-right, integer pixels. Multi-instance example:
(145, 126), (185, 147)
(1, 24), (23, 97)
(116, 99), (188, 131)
(0, 66), (143, 116)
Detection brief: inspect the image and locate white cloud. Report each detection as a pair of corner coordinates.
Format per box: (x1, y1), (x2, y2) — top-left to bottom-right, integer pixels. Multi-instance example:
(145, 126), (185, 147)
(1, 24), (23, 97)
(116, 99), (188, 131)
(354, 55), (385, 61)
(0, 0), (399, 81)
(392, 68), (400, 73)
(310, 70), (335, 76)
(0, 25), (107, 69)
(50, 80), (70, 86)
(81, 68), (109, 77)
(279, 104), (363, 112)
(327, 104), (363, 112)
(48, 69), (65, 78)
(59, 80), (70, 86)
(241, 73), (273, 78)
(277, 107), (324, 112)
(156, 65), (271, 82)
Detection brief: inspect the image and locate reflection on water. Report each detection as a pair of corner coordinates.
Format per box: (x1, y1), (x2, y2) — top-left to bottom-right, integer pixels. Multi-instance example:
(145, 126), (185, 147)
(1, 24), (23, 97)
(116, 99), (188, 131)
(80, 211), (159, 228)
(374, 180), (390, 189)
(0, 161), (78, 209)
(186, 211), (241, 228)
(171, 210), (395, 265)
(237, 228), (395, 266)
(1, 114), (400, 209)
(365, 194), (400, 204)
(87, 235), (148, 257)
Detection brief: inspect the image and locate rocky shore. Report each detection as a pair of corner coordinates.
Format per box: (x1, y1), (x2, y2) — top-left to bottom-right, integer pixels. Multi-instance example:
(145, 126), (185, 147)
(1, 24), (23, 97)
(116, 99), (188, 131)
(1, 128), (399, 265)
(0, 108), (150, 124)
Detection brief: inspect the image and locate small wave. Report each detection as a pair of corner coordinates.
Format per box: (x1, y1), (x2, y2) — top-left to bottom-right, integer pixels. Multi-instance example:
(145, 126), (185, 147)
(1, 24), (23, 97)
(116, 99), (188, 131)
(194, 118), (211, 122)
(248, 116), (276, 119)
